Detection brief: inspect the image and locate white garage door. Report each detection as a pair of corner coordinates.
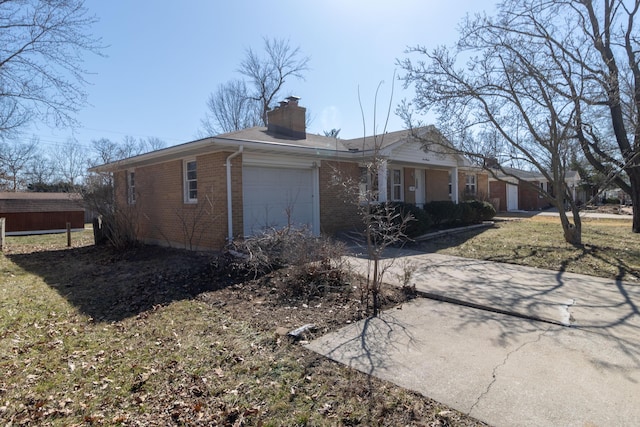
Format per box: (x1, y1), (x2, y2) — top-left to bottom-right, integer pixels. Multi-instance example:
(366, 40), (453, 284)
(243, 165), (316, 236)
(507, 183), (519, 211)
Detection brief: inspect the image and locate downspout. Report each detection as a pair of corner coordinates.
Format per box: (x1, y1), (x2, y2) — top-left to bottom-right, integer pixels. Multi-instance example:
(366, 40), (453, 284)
(226, 146), (243, 242)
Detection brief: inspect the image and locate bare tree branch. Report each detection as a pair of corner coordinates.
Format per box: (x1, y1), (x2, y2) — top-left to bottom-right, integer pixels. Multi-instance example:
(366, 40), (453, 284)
(0, 0), (103, 137)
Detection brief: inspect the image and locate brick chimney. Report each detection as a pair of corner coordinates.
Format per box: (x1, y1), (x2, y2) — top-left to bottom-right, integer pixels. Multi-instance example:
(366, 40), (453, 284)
(267, 96), (306, 139)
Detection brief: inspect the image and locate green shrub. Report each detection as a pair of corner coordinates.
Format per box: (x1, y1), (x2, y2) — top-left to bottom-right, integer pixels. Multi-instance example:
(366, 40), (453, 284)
(460, 200), (496, 223)
(460, 201), (478, 224)
(425, 200), (495, 226)
(476, 200), (497, 221)
(366, 202), (433, 240)
(424, 201), (461, 225)
(389, 202), (433, 238)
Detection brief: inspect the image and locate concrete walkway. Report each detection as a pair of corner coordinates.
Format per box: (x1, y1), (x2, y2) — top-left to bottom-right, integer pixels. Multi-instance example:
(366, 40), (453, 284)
(305, 250), (640, 426)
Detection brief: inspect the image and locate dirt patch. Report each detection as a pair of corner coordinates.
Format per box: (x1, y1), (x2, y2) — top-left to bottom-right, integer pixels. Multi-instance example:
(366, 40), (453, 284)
(199, 266), (416, 340)
(7, 241), (416, 333)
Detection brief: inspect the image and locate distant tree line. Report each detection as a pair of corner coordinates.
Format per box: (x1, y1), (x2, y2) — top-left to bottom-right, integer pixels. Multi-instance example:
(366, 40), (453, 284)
(0, 136), (165, 192)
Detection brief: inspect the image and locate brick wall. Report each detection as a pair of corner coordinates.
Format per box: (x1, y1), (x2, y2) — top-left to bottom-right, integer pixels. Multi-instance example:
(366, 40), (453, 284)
(319, 160), (361, 234)
(490, 181), (507, 211)
(457, 170), (490, 200)
(426, 169), (450, 201)
(114, 152), (242, 250)
(477, 173), (489, 199)
(403, 168), (415, 204)
(519, 181), (547, 211)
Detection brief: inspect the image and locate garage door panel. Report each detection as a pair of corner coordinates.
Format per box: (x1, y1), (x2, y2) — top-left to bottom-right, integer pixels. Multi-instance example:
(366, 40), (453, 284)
(243, 166), (315, 235)
(507, 184), (519, 211)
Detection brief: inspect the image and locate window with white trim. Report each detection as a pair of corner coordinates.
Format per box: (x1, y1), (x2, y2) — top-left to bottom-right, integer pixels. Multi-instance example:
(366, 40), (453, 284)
(184, 160), (197, 203)
(465, 174), (476, 195)
(359, 166), (379, 202)
(390, 168), (403, 201)
(127, 170), (136, 205)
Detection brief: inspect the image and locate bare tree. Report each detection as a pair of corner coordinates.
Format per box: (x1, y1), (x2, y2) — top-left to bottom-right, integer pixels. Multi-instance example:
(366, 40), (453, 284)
(0, 0), (102, 138)
(240, 37), (310, 126)
(323, 128), (341, 138)
(25, 152), (55, 188)
(53, 138), (87, 187)
(0, 137), (38, 191)
(399, 1), (617, 244)
(118, 135), (147, 159)
(330, 82), (413, 316)
(91, 138), (120, 165)
(90, 135), (166, 166)
(145, 136), (166, 152)
(201, 37), (310, 135)
(569, 0), (640, 233)
(401, 0), (640, 236)
(201, 80), (261, 135)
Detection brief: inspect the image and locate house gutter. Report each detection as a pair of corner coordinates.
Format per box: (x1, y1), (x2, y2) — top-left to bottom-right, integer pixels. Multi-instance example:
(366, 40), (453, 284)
(226, 146), (243, 242)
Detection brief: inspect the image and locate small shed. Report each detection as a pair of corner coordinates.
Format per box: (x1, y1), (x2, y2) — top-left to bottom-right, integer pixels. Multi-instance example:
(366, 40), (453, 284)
(0, 192), (85, 235)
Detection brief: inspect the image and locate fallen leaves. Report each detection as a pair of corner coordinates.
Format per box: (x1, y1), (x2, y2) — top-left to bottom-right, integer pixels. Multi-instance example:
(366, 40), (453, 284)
(1, 239), (486, 427)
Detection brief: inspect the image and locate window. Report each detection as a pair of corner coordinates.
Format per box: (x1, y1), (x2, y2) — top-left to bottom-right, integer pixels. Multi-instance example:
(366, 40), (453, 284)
(184, 160), (197, 203)
(465, 174), (476, 195)
(359, 166), (379, 202)
(390, 168), (402, 201)
(448, 171), (453, 197)
(127, 171), (136, 205)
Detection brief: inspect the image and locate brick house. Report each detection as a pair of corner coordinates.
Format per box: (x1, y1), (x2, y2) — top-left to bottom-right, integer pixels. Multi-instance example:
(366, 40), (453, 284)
(489, 167), (581, 211)
(90, 97), (488, 250)
(0, 192), (85, 235)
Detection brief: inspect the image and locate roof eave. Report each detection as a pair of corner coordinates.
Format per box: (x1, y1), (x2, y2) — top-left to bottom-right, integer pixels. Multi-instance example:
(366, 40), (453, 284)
(87, 136), (373, 173)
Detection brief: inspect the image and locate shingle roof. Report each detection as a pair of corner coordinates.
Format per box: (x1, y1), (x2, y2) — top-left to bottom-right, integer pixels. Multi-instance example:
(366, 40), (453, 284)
(0, 192), (84, 213)
(491, 167), (581, 182)
(89, 124), (463, 172)
(217, 126), (351, 151)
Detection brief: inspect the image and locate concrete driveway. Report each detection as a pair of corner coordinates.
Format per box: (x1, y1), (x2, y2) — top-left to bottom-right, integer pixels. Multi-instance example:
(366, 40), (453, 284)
(305, 250), (640, 426)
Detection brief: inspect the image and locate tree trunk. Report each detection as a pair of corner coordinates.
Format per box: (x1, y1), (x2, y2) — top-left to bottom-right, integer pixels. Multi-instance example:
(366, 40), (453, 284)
(629, 169), (640, 233)
(563, 223), (582, 246)
(372, 257), (380, 317)
(558, 204), (582, 246)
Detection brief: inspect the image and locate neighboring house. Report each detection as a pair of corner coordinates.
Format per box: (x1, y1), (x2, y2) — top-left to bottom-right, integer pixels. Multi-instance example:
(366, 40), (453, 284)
(0, 192), (85, 235)
(602, 188), (632, 205)
(89, 97), (488, 251)
(489, 167), (581, 212)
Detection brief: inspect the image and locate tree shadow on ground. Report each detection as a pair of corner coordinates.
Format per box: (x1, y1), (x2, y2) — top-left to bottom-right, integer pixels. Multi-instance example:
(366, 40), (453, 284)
(341, 224), (493, 260)
(7, 244), (234, 323)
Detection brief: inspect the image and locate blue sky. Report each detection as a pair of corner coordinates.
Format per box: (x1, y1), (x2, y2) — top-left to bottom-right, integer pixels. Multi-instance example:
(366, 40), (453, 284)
(32, 0), (496, 151)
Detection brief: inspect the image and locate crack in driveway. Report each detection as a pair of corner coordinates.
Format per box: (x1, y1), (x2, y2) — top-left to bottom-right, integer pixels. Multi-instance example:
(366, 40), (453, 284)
(468, 325), (555, 417)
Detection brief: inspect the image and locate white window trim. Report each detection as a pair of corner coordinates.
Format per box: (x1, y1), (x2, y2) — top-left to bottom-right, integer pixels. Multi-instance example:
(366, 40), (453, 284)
(127, 170), (136, 205)
(184, 159), (197, 203)
(389, 167), (403, 202)
(465, 173), (477, 195)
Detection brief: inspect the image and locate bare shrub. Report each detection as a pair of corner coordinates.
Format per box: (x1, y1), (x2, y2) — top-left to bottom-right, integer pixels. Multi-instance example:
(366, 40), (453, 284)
(225, 226), (350, 299)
